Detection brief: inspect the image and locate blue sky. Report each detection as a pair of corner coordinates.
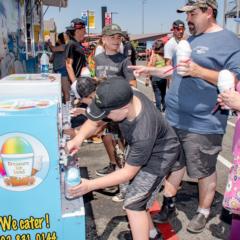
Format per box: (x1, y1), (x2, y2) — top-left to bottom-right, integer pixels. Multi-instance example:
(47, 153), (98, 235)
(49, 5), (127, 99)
(44, 0), (236, 35)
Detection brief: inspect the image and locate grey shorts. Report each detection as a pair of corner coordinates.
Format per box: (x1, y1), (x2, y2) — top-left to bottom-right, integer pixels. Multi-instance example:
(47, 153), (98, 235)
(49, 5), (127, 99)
(174, 128), (223, 178)
(123, 170), (165, 211)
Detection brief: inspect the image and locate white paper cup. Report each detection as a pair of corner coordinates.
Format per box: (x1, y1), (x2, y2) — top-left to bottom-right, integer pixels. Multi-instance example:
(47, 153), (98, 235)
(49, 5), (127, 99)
(217, 70), (235, 93)
(176, 40), (192, 76)
(176, 51), (191, 76)
(217, 70), (235, 110)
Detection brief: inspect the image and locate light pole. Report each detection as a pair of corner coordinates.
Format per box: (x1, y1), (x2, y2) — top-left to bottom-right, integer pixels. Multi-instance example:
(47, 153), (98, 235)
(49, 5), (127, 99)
(111, 11), (118, 24)
(142, 0), (147, 34)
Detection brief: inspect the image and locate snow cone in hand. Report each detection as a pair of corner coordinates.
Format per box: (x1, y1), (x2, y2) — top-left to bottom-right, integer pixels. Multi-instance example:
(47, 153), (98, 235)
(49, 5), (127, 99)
(1, 136), (35, 186)
(217, 70), (235, 93)
(176, 40), (192, 76)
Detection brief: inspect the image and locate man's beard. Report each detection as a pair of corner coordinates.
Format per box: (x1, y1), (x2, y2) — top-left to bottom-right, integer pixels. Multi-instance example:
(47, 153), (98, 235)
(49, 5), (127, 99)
(188, 22), (196, 35)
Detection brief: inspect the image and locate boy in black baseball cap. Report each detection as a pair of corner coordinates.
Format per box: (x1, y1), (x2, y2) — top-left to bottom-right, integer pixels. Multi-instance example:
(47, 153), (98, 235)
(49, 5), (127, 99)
(67, 76), (181, 240)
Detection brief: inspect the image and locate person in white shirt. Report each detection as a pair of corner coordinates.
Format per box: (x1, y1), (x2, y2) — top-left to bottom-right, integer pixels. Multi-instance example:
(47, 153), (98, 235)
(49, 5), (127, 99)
(164, 20), (185, 66)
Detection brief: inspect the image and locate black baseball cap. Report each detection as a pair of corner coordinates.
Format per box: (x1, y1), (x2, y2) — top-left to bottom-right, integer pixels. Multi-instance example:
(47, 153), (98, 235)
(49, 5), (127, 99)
(76, 77), (97, 98)
(66, 18), (86, 30)
(86, 77), (133, 121)
(172, 20), (185, 28)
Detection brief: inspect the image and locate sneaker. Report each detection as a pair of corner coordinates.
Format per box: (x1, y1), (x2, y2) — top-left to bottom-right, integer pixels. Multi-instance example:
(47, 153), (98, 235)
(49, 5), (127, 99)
(117, 231), (163, 240)
(83, 139), (93, 143)
(150, 231), (163, 240)
(152, 196), (178, 223)
(187, 212), (207, 233)
(96, 163), (116, 176)
(91, 136), (103, 144)
(152, 206), (178, 223)
(112, 192), (125, 202)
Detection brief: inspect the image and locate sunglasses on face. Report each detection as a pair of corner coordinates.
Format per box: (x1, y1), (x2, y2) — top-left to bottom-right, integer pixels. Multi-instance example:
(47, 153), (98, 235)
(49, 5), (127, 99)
(172, 26), (185, 31)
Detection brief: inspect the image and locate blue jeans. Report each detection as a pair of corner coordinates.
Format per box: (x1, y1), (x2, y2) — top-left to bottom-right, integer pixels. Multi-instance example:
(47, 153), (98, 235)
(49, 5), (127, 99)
(151, 76), (167, 111)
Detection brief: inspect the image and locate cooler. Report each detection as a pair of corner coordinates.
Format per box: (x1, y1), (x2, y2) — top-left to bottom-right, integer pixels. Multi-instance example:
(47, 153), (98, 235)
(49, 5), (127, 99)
(0, 74), (85, 239)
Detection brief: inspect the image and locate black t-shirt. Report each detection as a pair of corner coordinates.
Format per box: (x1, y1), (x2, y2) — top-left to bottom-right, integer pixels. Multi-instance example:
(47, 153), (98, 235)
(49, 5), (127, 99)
(95, 52), (135, 82)
(123, 41), (136, 65)
(119, 90), (180, 176)
(65, 39), (86, 78)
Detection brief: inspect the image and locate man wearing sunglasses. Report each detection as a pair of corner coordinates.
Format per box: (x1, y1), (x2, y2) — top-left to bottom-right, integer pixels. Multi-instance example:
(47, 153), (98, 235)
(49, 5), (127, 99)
(164, 20), (185, 66)
(130, 0), (240, 234)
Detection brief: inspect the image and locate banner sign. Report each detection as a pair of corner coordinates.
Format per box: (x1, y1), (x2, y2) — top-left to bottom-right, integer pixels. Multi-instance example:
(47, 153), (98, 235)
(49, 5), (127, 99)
(81, 11), (88, 26)
(88, 11), (95, 29)
(104, 12), (112, 26)
(82, 11), (95, 29)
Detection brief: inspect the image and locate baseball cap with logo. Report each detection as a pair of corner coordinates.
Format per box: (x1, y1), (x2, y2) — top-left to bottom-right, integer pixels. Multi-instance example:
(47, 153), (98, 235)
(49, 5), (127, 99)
(102, 24), (124, 36)
(86, 77), (133, 121)
(177, 0), (218, 13)
(172, 20), (185, 28)
(66, 18), (86, 30)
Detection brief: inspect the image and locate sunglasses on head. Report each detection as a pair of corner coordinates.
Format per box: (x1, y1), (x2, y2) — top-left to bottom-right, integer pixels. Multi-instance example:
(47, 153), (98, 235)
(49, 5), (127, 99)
(74, 24), (86, 30)
(187, 0), (209, 6)
(187, 0), (202, 4)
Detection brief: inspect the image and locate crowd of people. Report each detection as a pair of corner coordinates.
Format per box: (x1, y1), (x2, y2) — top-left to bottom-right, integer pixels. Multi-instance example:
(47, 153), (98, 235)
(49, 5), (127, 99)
(46, 0), (240, 239)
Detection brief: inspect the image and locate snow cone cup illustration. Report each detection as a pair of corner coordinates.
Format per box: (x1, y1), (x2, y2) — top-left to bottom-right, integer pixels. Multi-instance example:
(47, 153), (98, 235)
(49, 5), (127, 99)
(31, 155), (43, 175)
(1, 136), (35, 186)
(0, 158), (6, 176)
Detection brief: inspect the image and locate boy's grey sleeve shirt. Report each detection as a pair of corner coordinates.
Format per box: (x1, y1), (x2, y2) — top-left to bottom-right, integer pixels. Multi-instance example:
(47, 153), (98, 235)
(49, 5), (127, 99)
(126, 138), (155, 167)
(122, 58), (136, 82)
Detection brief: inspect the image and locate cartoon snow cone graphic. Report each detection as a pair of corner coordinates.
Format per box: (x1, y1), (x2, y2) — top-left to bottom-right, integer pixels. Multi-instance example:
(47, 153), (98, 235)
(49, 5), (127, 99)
(0, 158), (6, 176)
(1, 136), (35, 186)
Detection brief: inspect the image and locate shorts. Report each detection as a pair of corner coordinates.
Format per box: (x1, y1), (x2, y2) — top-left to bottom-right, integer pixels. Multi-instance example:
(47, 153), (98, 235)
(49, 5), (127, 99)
(174, 128), (223, 178)
(54, 67), (68, 77)
(71, 114), (87, 128)
(123, 170), (164, 211)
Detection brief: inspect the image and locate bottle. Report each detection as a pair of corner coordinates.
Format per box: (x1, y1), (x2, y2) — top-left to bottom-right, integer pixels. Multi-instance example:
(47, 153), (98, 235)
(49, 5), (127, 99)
(40, 51), (49, 79)
(64, 166), (81, 200)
